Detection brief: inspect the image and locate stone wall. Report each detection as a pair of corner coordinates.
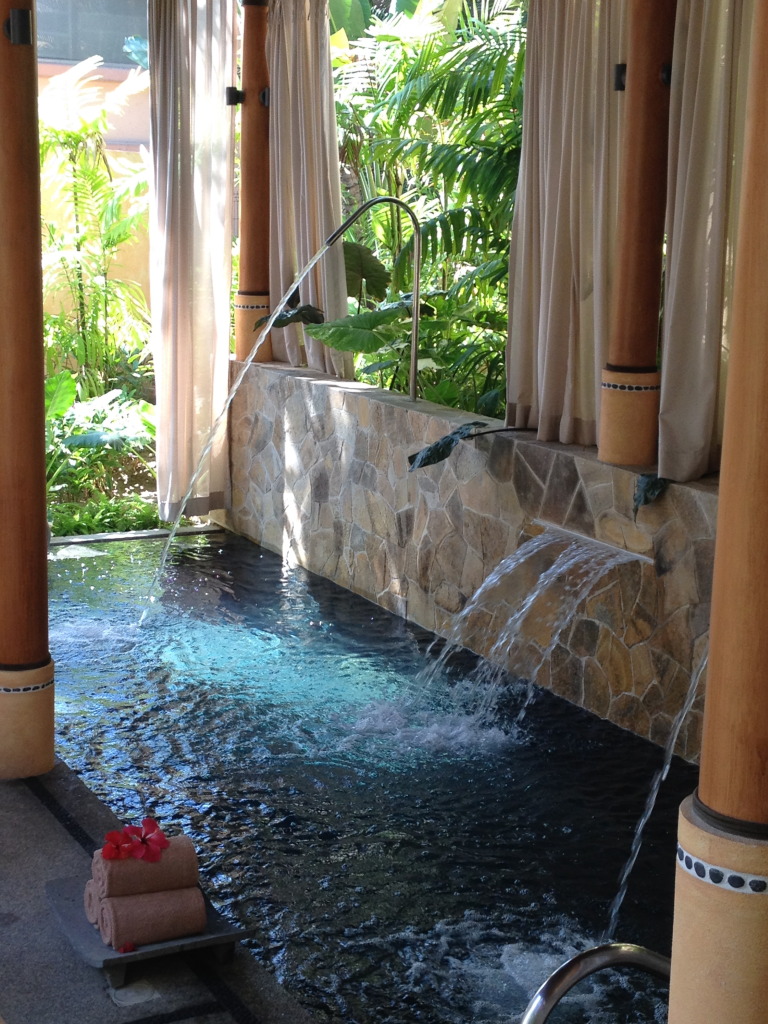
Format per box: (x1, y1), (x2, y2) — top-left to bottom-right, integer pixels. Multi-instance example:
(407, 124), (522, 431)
(226, 362), (717, 761)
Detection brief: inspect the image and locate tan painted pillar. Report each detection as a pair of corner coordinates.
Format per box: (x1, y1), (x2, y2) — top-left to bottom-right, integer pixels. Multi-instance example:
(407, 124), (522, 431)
(0, 0), (55, 778)
(233, 0), (272, 363)
(668, 3), (768, 1019)
(598, 0), (676, 467)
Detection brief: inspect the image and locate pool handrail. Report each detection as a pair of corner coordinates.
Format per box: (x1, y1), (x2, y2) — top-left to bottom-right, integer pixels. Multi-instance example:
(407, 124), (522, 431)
(325, 196), (422, 402)
(518, 941), (671, 1023)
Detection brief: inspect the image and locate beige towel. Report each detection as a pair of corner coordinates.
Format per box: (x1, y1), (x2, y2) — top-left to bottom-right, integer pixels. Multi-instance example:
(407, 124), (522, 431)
(83, 878), (100, 926)
(97, 886), (207, 950)
(91, 835), (199, 897)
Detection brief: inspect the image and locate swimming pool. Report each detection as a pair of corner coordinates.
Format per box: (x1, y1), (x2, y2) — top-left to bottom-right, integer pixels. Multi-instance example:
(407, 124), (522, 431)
(49, 531), (697, 1023)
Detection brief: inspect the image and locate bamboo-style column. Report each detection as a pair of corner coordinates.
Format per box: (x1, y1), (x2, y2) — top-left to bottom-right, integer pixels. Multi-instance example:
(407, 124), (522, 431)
(667, 4), (768, 1020)
(233, 0), (272, 362)
(597, 0), (676, 467)
(0, 0), (55, 778)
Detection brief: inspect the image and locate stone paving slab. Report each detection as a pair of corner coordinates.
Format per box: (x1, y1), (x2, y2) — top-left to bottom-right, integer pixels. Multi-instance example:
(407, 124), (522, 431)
(0, 760), (318, 1024)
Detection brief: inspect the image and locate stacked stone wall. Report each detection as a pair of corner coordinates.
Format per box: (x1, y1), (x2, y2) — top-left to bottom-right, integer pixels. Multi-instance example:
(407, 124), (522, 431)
(227, 363), (716, 760)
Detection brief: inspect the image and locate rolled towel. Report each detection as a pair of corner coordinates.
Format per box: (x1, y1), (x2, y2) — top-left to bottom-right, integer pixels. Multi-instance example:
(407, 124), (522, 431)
(98, 886), (207, 950)
(84, 878), (100, 926)
(91, 835), (199, 897)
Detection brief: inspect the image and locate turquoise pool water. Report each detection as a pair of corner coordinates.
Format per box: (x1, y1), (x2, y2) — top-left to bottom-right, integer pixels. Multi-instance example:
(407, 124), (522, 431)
(49, 532), (697, 1023)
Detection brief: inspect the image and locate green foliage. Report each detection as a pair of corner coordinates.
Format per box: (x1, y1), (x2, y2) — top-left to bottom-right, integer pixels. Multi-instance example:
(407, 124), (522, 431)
(40, 61), (152, 400)
(343, 241), (391, 301)
(330, 0), (373, 39)
(306, 288), (508, 416)
(49, 493), (169, 537)
(331, 0), (526, 413)
(45, 372), (156, 505)
(307, 304), (410, 353)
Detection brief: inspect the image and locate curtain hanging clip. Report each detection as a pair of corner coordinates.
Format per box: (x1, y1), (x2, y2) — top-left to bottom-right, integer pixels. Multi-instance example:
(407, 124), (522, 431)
(3, 9), (33, 45)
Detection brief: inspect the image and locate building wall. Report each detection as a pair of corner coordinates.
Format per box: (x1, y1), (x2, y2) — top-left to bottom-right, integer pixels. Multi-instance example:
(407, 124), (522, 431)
(226, 362), (716, 761)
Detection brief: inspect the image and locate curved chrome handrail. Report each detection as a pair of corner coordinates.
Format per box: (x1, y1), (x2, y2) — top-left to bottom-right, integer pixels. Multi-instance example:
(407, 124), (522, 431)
(325, 196), (422, 402)
(519, 942), (671, 1024)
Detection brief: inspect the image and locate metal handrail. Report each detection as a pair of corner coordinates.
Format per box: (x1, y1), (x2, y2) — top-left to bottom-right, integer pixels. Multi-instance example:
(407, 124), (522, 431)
(325, 196), (422, 401)
(519, 942), (671, 1023)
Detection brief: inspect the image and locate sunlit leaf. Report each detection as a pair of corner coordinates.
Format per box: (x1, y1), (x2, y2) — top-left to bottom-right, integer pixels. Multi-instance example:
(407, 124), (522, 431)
(45, 371), (77, 420)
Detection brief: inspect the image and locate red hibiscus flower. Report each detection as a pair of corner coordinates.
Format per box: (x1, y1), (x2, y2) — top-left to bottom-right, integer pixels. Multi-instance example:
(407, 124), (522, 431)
(123, 818), (171, 863)
(101, 818), (170, 862)
(101, 828), (140, 861)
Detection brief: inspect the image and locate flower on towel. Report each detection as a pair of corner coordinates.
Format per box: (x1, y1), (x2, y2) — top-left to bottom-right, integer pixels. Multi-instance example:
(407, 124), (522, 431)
(123, 817), (171, 863)
(101, 828), (140, 860)
(101, 818), (170, 862)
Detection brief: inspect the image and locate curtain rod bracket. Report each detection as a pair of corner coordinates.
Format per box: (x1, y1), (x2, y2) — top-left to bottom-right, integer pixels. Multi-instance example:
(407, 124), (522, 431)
(226, 86), (246, 106)
(3, 9), (33, 45)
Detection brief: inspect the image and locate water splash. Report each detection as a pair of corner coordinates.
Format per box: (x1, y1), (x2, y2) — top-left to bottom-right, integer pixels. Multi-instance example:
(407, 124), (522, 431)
(602, 653), (707, 941)
(421, 531), (636, 722)
(139, 243), (331, 622)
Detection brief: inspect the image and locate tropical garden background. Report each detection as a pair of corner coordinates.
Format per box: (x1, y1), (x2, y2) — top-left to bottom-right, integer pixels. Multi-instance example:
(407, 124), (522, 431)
(41, 0), (526, 536)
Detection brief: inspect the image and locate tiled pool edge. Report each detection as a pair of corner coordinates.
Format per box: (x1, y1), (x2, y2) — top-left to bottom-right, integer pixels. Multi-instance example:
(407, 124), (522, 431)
(226, 362), (716, 762)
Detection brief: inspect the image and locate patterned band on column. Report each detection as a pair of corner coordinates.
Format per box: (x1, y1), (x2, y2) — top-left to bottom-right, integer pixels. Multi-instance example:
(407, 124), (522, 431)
(0, 661), (56, 779)
(598, 368), (661, 467)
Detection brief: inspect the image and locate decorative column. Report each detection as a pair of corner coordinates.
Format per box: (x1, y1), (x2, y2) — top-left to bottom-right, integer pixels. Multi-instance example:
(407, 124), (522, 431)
(233, 0), (272, 362)
(597, 0), (676, 467)
(0, 1), (55, 778)
(667, 4), (768, 1021)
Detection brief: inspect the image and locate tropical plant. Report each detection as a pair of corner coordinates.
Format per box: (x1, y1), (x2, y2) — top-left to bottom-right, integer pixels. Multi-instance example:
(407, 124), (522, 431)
(48, 494), (170, 537)
(306, 285), (508, 415)
(333, 1), (525, 274)
(330, 0), (526, 413)
(45, 370), (156, 505)
(39, 59), (152, 400)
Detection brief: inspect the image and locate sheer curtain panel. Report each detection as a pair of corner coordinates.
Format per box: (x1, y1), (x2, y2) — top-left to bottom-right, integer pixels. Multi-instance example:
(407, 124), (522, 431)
(506, 0), (626, 445)
(658, 0), (752, 481)
(507, 0), (753, 480)
(266, 0), (353, 377)
(148, 0), (235, 520)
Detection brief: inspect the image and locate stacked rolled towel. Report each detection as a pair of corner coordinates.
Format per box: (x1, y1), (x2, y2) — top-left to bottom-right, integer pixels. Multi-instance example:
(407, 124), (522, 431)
(83, 833), (207, 951)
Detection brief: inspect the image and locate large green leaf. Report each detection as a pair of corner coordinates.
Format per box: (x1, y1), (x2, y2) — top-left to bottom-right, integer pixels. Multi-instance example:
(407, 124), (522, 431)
(343, 241), (391, 300)
(438, 0), (465, 32)
(329, 0), (373, 40)
(304, 307), (405, 353)
(63, 430), (130, 451)
(45, 371), (77, 420)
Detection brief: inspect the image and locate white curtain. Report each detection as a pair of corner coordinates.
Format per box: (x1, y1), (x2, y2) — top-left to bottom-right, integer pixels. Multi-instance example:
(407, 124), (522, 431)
(506, 0), (627, 445)
(148, 0), (235, 520)
(507, 0), (752, 479)
(267, 0), (353, 377)
(658, 0), (752, 480)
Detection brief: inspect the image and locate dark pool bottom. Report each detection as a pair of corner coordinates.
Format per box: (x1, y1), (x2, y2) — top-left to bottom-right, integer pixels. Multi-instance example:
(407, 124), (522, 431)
(49, 531), (698, 1024)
